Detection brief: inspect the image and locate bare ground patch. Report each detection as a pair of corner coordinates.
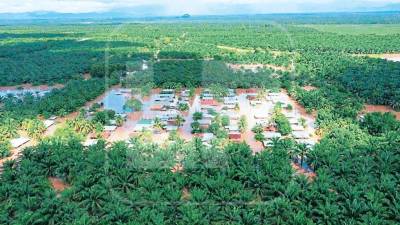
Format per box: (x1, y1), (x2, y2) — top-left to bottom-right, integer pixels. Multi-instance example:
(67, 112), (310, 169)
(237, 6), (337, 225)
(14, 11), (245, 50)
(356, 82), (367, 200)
(227, 63), (289, 72)
(49, 177), (70, 192)
(363, 104), (400, 120)
(354, 53), (400, 62)
(217, 45), (255, 54)
(302, 85), (319, 91)
(0, 83), (64, 91)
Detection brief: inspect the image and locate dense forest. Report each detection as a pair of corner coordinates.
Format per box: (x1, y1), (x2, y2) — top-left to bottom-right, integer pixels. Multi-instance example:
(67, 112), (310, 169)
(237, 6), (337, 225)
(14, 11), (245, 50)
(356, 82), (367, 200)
(1, 23), (400, 109)
(0, 114), (398, 224)
(152, 60), (281, 89)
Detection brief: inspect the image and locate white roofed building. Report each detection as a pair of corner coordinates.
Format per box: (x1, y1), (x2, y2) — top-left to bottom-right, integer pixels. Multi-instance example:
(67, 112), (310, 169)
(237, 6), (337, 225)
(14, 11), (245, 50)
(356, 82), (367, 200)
(292, 131), (310, 139)
(263, 132), (282, 139)
(10, 137), (30, 149)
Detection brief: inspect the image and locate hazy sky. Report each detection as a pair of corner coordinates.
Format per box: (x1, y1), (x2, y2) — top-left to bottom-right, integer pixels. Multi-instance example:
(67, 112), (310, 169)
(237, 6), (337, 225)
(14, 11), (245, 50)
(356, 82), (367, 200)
(0, 0), (399, 15)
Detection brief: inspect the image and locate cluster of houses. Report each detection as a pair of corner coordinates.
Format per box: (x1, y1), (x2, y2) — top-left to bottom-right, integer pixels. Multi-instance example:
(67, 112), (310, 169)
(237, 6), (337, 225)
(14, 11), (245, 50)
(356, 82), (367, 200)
(81, 88), (317, 150)
(151, 89), (178, 111)
(198, 89), (243, 144)
(261, 92), (316, 148)
(134, 89), (189, 132)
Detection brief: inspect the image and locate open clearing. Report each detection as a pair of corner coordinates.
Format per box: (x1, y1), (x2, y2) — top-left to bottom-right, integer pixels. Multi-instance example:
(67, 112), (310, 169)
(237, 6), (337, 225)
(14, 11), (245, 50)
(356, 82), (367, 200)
(227, 63), (290, 72)
(363, 104), (400, 120)
(367, 53), (400, 62)
(49, 177), (70, 192)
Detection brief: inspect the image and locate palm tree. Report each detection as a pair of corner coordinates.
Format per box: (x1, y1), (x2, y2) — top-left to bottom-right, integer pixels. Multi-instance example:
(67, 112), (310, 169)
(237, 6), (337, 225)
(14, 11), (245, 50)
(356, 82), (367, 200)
(238, 115), (247, 133)
(1, 117), (18, 139)
(175, 115), (185, 129)
(294, 143), (309, 168)
(257, 88), (268, 100)
(115, 115), (124, 127)
(21, 119), (46, 141)
(153, 117), (165, 133)
(138, 130), (153, 142)
(254, 133), (265, 143)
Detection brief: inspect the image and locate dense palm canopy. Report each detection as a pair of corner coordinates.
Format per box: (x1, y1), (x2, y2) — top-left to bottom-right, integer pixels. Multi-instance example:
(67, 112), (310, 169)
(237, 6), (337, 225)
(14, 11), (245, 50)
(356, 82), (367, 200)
(0, 124), (399, 224)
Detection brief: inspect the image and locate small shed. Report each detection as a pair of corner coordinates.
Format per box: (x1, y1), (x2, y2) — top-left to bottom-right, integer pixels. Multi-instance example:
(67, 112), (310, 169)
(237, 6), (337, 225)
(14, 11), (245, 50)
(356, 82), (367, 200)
(166, 125), (178, 131)
(292, 131), (310, 139)
(203, 113), (215, 120)
(104, 126), (117, 132)
(226, 125), (240, 132)
(198, 119), (212, 126)
(201, 99), (218, 106)
(263, 140), (274, 147)
(202, 133), (214, 143)
(291, 125), (305, 131)
(297, 139), (317, 147)
(284, 111), (298, 118)
(151, 104), (165, 111)
(246, 88), (257, 94)
(268, 92), (280, 97)
(224, 97), (238, 105)
(221, 111), (240, 120)
(255, 119), (270, 127)
(254, 112), (269, 120)
(10, 137), (30, 149)
(44, 120), (55, 128)
(289, 118), (300, 125)
(160, 89), (175, 95)
(83, 139), (98, 147)
(229, 132), (242, 140)
(49, 116), (58, 120)
(263, 132), (282, 139)
(181, 90), (190, 97)
(134, 119), (154, 132)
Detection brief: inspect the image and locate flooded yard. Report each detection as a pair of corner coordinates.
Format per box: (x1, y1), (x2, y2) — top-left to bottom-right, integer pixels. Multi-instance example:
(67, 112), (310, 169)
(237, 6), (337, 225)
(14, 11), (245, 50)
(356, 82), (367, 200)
(102, 90), (133, 114)
(0, 88), (51, 98)
(0, 84), (63, 98)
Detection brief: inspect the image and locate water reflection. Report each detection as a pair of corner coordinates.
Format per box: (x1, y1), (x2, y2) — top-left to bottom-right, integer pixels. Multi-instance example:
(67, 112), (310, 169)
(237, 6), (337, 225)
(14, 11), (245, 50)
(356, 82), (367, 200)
(102, 90), (133, 114)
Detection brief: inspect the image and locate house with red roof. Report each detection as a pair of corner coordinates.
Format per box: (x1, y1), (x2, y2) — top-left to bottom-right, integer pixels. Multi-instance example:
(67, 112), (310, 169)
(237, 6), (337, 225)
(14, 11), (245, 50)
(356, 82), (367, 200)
(201, 99), (218, 106)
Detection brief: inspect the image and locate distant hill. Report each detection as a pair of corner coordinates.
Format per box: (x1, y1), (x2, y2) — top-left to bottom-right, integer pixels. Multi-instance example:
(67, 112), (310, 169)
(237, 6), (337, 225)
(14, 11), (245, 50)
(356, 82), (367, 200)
(0, 11), (399, 25)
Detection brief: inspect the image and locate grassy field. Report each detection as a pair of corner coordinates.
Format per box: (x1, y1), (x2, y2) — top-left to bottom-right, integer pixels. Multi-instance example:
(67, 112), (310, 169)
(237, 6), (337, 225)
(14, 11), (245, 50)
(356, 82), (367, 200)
(303, 24), (400, 35)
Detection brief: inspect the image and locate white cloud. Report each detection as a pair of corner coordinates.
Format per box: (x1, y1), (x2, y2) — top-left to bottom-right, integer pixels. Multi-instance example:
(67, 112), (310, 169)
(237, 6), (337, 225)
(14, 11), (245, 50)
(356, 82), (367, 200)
(0, 0), (109, 13)
(0, 0), (399, 14)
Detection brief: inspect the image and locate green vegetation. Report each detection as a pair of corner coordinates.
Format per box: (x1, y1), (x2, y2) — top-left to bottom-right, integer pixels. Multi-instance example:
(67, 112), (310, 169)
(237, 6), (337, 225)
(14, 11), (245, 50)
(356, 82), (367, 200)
(2, 79), (106, 120)
(252, 124), (265, 142)
(192, 112), (203, 121)
(361, 112), (399, 135)
(177, 103), (189, 112)
(273, 105), (292, 136)
(339, 58), (400, 109)
(238, 115), (248, 133)
(1, 122), (397, 224)
(21, 119), (46, 141)
(304, 24), (400, 35)
(0, 142), (11, 158)
(125, 98), (143, 111)
(1, 16), (400, 223)
(0, 79), (109, 156)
